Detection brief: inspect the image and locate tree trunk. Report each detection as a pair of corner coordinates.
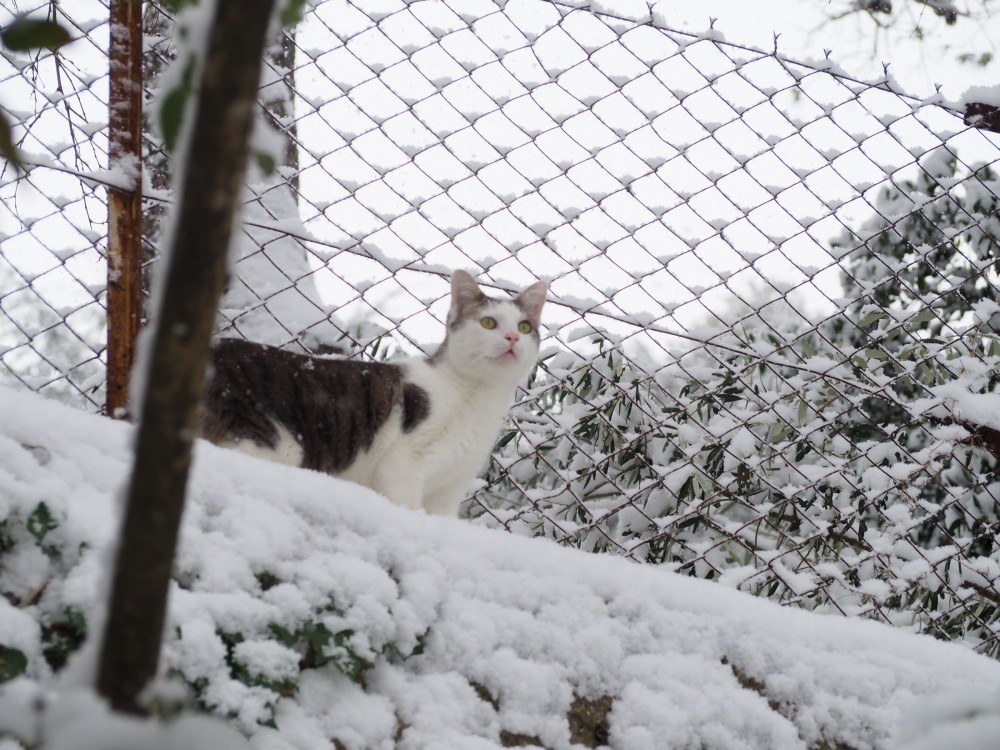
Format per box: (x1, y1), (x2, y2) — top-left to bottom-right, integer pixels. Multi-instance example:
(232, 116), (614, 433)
(97, 0), (277, 715)
(264, 27), (300, 193)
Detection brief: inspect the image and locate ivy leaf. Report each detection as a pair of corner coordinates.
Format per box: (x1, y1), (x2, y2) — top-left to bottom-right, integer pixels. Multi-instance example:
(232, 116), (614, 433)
(27, 502), (58, 545)
(267, 623), (298, 648)
(0, 646), (27, 682)
(329, 629), (370, 681)
(1, 17), (71, 52)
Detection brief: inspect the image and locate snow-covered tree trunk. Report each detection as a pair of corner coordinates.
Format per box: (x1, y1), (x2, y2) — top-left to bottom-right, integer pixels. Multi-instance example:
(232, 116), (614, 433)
(97, 0), (276, 714)
(218, 26), (337, 350)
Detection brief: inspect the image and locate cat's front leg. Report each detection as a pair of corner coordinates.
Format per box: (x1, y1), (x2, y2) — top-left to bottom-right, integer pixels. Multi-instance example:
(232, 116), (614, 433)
(422, 475), (475, 516)
(371, 463), (424, 511)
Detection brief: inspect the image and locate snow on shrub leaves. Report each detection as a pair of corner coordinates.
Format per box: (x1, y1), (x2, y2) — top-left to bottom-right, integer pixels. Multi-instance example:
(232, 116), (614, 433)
(0, 434), (430, 734)
(479, 320), (1000, 653)
(475, 148), (1000, 656)
(5, 386), (1000, 750)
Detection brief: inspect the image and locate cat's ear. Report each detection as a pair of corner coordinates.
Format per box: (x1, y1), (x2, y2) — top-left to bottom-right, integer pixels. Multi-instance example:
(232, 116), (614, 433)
(449, 269), (487, 324)
(516, 280), (548, 322)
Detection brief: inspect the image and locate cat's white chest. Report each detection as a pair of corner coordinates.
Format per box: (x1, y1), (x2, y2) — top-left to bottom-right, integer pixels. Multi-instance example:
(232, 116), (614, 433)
(415, 373), (508, 462)
(398, 361), (515, 514)
(421, 393), (502, 467)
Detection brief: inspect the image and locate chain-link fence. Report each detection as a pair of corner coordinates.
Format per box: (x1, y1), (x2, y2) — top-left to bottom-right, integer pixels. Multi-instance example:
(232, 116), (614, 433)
(3, 0), (1000, 656)
(0, 0), (112, 408)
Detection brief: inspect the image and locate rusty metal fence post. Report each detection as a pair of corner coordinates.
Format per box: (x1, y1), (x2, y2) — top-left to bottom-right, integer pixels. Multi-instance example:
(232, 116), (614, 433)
(105, 0), (143, 418)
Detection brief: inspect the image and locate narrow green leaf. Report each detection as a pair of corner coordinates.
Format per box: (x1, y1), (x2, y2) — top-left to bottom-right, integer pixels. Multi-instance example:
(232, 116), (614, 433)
(159, 60), (196, 153)
(0, 111), (23, 171)
(160, 0), (199, 11)
(2, 18), (71, 51)
(907, 309), (936, 327)
(254, 150), (277, 176)
(280, 0), (306, 26)
(857, 310), (889, 328)
(160, 88), (190, 153)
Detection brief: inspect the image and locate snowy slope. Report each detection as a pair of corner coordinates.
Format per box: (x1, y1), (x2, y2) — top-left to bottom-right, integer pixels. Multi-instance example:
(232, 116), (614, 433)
(1, 384), (999, 750)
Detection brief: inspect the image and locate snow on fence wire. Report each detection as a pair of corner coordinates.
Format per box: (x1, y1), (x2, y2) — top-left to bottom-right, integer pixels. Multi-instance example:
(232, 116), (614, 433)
(3, 0), (1000, 655)
(0, 0), (113, 409)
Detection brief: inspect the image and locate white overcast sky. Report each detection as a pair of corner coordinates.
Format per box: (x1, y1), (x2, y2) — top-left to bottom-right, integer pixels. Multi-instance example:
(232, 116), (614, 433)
(661, 0), (999, 101)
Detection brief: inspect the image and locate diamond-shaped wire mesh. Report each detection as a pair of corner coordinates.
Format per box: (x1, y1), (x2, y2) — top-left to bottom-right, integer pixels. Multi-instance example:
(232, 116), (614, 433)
(3, 0), (1000, 655)
(0, 0), (112, 409)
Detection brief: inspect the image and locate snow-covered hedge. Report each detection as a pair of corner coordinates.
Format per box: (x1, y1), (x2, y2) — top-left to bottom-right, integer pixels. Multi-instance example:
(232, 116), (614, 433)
(2, 385), (1000, 750)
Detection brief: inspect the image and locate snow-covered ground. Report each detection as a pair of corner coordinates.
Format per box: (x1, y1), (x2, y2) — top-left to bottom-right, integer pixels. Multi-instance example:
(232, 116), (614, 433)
(1, 383), (1000, 750)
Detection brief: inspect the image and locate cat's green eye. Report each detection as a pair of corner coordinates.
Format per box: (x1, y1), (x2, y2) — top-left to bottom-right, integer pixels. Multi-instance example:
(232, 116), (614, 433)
(481, 316), (497, 330)
(517, 321), (533, 334)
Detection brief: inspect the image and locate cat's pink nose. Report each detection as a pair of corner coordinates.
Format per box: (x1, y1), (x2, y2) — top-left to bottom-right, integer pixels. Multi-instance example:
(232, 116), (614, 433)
(505, 331), (520, 344)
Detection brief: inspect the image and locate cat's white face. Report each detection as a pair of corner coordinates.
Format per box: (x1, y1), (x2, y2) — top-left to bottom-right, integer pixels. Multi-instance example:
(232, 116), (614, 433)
(450, 300), (540, 371)
(436, 271), (547, 383)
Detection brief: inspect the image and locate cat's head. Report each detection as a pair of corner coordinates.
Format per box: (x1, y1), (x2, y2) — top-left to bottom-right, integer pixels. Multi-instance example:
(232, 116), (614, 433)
(434, 270), (547, 382)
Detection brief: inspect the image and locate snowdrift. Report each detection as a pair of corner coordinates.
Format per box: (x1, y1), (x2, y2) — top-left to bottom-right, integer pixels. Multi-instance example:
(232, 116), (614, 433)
(1, 385), (999, 750)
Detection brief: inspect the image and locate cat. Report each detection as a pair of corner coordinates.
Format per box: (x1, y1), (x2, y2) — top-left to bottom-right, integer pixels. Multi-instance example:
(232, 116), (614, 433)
(200, 270), (547, 515)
